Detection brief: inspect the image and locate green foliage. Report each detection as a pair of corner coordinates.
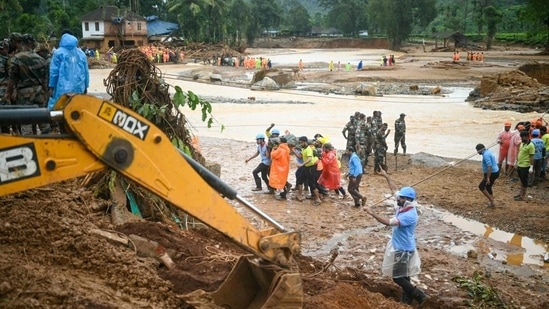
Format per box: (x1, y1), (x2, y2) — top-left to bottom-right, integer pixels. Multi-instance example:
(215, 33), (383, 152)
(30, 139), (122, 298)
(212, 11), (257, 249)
(453, 272), (514, 309)
(368, 0), (437, 49)
(172, 86), (224, 132)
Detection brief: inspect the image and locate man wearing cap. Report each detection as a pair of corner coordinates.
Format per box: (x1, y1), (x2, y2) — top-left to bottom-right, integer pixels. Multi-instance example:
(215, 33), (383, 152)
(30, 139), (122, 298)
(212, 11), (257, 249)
(475, 143), (499, 207)
(394, 113), (407, 156)
(245, 133), (272, 193)
(496, 121), (513, 173)
(531, 129), (546, 185)
(364, 169), (429, 306)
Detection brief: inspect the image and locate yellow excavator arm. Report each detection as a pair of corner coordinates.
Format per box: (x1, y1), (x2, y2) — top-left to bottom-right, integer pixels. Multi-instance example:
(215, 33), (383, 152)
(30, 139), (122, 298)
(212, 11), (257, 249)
(0, 94), (302, 309)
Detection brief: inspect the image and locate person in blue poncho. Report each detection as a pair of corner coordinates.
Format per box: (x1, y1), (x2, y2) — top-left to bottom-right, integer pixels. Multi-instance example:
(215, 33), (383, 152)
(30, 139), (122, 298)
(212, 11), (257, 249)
(48, 30), (89, 110)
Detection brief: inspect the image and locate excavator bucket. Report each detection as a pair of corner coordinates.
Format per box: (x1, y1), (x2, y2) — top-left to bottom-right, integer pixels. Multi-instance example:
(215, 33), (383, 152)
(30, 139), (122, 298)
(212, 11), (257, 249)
(210, 256), (303, 309)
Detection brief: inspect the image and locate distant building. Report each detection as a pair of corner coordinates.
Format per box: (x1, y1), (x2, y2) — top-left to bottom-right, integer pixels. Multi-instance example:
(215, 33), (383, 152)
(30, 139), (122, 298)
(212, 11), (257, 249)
(432, 31), (468, 49)
(80, 5), (148, 52)
(310, 27), (343, 37)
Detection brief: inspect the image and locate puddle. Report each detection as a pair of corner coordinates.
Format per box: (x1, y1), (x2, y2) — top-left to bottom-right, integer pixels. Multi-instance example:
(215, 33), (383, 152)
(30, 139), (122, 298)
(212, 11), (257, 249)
(436, 210), (548, 267)
(302, 205), (548, 269)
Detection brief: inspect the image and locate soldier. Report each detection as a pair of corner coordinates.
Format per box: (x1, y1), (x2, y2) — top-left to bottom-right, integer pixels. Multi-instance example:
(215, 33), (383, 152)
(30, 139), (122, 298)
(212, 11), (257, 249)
(373, 123), (390, 173)
(364, 116), (375, 168)
(342, 112), (360, 150)
(0, 38), (10, 133)
(5, 33), (48, 135)
(373, 110), (383, 129)
(394, 113), (407, 155)
(355, 113), (368, 172)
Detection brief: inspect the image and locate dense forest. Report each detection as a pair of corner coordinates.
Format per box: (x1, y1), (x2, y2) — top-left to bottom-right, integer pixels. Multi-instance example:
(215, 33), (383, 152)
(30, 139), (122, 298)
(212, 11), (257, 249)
(0, 0), (547, 50)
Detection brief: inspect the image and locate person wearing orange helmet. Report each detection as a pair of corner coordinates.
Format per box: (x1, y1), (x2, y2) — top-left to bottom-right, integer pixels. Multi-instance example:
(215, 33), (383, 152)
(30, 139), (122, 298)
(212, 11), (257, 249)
(496, 121), (513, 174)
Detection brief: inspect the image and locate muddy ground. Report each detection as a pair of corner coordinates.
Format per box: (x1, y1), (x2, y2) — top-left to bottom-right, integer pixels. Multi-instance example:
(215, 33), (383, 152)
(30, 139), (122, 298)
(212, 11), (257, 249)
(1, 40), (549, 308)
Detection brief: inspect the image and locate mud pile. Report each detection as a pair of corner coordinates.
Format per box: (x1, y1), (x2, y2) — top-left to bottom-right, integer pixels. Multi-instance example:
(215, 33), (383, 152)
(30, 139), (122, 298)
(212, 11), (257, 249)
(467, 63), (549, 113)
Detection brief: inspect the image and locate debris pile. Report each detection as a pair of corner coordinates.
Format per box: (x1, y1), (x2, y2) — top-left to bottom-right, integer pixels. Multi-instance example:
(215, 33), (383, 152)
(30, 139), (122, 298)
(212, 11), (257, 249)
(467, 66), (549, 113)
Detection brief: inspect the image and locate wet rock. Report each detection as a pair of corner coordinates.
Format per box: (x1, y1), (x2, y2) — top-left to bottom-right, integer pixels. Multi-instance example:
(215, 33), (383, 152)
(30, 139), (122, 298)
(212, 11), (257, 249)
(355, 83), (378, 96)
(410, 152), (449, 168)
(251, 77), (280, 91)
(431, 86), (442, 95)
(210, 74), (222, 82)
(467, 249), (478, 259)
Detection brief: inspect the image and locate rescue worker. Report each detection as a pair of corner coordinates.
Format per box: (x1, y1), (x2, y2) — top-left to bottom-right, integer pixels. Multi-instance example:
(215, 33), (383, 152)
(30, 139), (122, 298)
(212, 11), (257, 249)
(245, 133), (272, 193)
(373, 123), (390, 173)
(5, 33), (48, 135)
(496, 121), (513, 173)
(364, 169), (429, 306)
(394, 113), (407, 156)
(342, 112), (360, 151)
(355, 113), (368, 172)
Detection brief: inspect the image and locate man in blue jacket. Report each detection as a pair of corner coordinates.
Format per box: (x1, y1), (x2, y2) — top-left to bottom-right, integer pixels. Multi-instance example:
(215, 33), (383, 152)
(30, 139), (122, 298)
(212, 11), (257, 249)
(345, 146), (365, 207)
(48, 30), (89, 110)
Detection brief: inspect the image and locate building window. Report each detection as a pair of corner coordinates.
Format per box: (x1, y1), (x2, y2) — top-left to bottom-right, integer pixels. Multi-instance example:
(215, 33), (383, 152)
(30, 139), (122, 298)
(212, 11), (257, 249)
(137, 23), (142, 31)
(95, 22), (99, 31)
(85, 22), (89, 31)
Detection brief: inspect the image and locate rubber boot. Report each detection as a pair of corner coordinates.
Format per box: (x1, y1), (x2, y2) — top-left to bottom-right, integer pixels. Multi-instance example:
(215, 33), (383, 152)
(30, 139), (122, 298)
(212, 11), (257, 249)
(412, 288), (428, 307)
(402, 145), (407, 156)
(393, 147), (398, 156)
(401, 292), (413, 305)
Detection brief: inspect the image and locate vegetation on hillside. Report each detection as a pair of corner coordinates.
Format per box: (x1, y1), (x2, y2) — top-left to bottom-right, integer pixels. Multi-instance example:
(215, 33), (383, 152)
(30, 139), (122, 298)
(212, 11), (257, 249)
(0, 0), (547, 50)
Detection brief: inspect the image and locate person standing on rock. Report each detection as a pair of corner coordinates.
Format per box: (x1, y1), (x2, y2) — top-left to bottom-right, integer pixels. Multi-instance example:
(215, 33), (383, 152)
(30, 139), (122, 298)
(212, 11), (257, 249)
(475, 143), (499, 207)
(329, 60), (334, 71)
(364, 169), (429, 306)
(245, 133), (273, 193)
(496, 121), (513, 174)
(298, 59), (304, 71)
(394, 113), (407, 156)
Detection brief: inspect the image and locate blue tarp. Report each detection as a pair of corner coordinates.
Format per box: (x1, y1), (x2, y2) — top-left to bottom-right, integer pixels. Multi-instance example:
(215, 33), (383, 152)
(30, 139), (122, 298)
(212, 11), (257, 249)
(147, 19), (179, 36)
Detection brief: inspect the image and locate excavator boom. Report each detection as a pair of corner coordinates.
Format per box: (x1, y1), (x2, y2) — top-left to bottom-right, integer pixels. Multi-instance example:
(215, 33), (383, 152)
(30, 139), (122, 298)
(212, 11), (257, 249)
(0, 94), (302, 309)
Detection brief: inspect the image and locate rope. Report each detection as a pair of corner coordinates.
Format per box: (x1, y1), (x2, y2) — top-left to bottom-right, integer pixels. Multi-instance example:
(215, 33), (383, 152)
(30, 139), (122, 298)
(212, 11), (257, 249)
(184, 245), (239, 265)
(367, 141), (499, 208)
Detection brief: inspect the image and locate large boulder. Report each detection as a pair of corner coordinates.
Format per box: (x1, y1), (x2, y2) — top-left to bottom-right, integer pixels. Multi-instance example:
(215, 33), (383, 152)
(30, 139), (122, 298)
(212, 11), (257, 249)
(355, 83), (378, 96)
(251, 77), (280, 91)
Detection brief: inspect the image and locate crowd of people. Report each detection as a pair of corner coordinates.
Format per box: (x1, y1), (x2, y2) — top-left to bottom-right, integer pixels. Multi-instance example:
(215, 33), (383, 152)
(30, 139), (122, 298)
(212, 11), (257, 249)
(245, 110), (408, 207)
(244, 114), (428, 306)
(478, 118), (548, 207)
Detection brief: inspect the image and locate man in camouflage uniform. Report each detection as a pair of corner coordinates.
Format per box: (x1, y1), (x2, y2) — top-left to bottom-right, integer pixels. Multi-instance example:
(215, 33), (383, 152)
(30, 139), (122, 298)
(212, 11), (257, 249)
(354, 113), (368, 172)
(5, 33), (48, 135)
(364, 116), (375, 168)
(342, 114), (357, 151)
(373, 123), (390, 173)
(372, 110), (383, 129)
(0, 38), (10, 133)
(394, 113), (407, 155)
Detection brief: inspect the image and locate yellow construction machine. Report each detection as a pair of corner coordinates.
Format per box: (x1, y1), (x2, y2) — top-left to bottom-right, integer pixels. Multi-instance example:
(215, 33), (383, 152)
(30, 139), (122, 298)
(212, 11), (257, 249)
(0, 94), (302, 309)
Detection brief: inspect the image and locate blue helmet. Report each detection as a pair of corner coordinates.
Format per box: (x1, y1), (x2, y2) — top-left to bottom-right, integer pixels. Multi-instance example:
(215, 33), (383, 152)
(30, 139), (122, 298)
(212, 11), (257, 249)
(256, 133), (265, 139)
(532, 129), (540, 137)
(271, 128), (280, 135)
(398, 186), (416, 200)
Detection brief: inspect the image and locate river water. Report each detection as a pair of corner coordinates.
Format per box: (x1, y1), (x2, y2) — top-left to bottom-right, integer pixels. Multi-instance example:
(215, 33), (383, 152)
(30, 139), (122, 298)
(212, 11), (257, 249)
(166, 80), (539, 161)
